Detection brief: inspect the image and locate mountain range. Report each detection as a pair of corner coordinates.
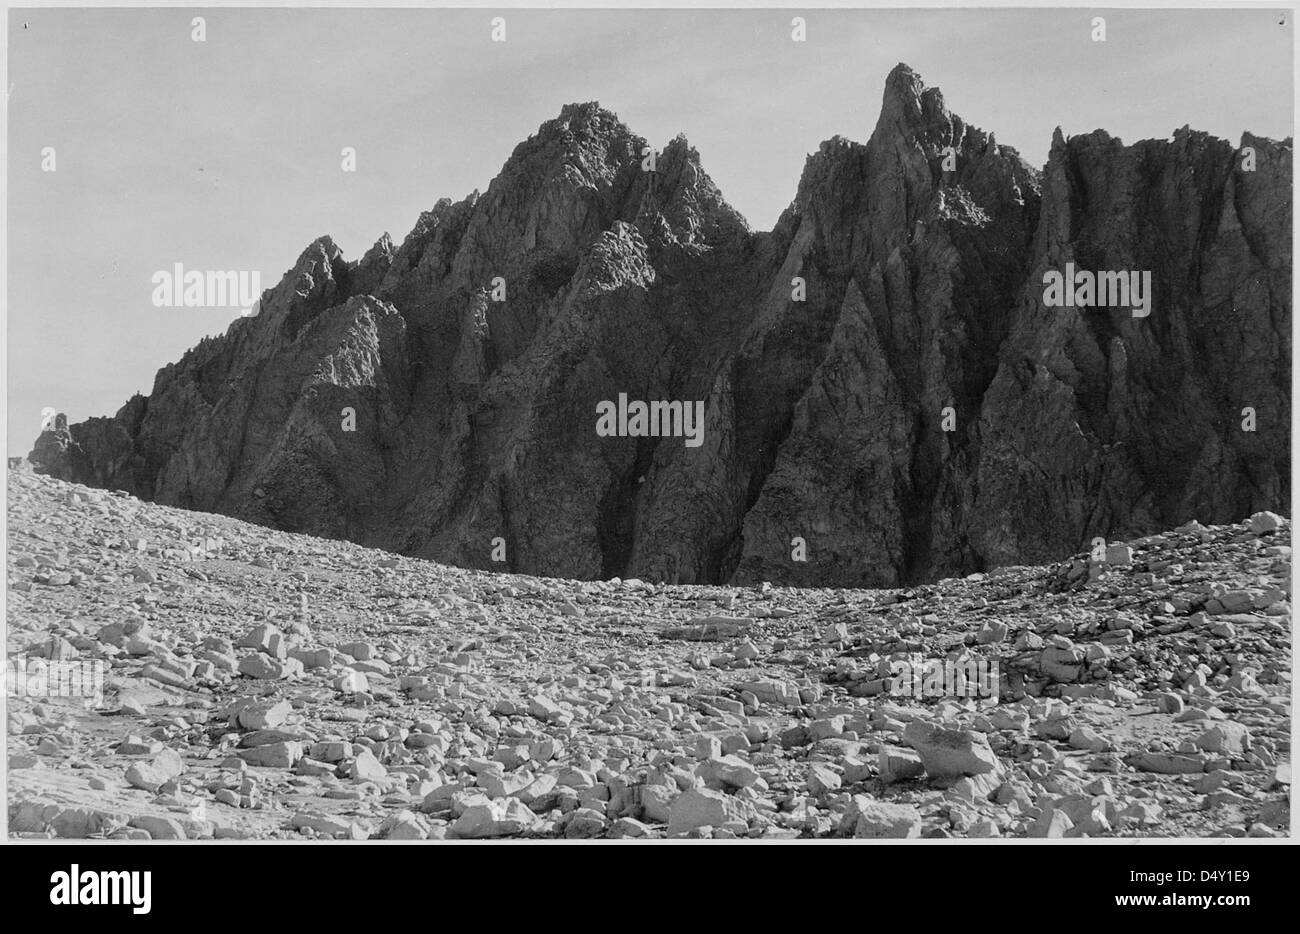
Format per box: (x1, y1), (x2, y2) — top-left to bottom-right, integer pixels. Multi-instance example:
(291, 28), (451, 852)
(30, 64), (1292, 587)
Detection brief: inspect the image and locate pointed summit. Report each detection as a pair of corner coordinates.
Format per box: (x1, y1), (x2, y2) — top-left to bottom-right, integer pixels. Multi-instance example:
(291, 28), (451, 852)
(545, 101), (629, 140)
(884, 62), (925, 100)
(872, 63), (952, 148)
(527, 101), (642, 158)
(491, 101), (642, 200)
(641, 131), (750, 243)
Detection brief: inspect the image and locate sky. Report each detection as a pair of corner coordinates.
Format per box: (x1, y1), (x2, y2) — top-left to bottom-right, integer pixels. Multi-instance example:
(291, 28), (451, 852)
(5, 6), (1293, 455)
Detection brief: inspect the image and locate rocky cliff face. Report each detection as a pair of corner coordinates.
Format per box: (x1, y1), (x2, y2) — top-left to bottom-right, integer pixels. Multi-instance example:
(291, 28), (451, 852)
(31, 65), (1291, 587)
(969, 127), (1291, 572)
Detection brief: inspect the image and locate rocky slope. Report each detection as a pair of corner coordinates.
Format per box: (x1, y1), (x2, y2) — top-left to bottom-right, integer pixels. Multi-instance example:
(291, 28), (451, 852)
(6, 470), (1290, 839)
(29, 64), (1291, 587)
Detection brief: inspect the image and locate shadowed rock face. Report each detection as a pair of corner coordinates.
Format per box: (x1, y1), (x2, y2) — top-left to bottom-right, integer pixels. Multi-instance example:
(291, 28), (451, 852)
(968, 127), (1292, 572)
(30, 65), (1291, 587)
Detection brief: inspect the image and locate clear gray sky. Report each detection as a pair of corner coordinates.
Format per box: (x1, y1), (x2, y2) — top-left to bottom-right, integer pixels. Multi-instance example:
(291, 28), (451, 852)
(6, 6), (1293, 455)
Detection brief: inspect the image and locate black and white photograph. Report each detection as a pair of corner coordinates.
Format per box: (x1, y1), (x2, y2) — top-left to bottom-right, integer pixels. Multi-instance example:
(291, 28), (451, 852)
(1, 0), (1293, 881)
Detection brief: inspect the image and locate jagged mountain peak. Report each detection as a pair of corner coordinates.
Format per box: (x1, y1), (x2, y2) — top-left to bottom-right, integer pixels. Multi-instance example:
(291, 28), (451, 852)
(882, 62), (928, 103)
(281, 235), (348, 298)
(512, 102), (639, 167)
(791, 65), (1018, 201)
(551, 100), (623, 131)
(662, 132), (696, 156)
(300, 234), (343, 261)
(873, 63), (951, 142)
